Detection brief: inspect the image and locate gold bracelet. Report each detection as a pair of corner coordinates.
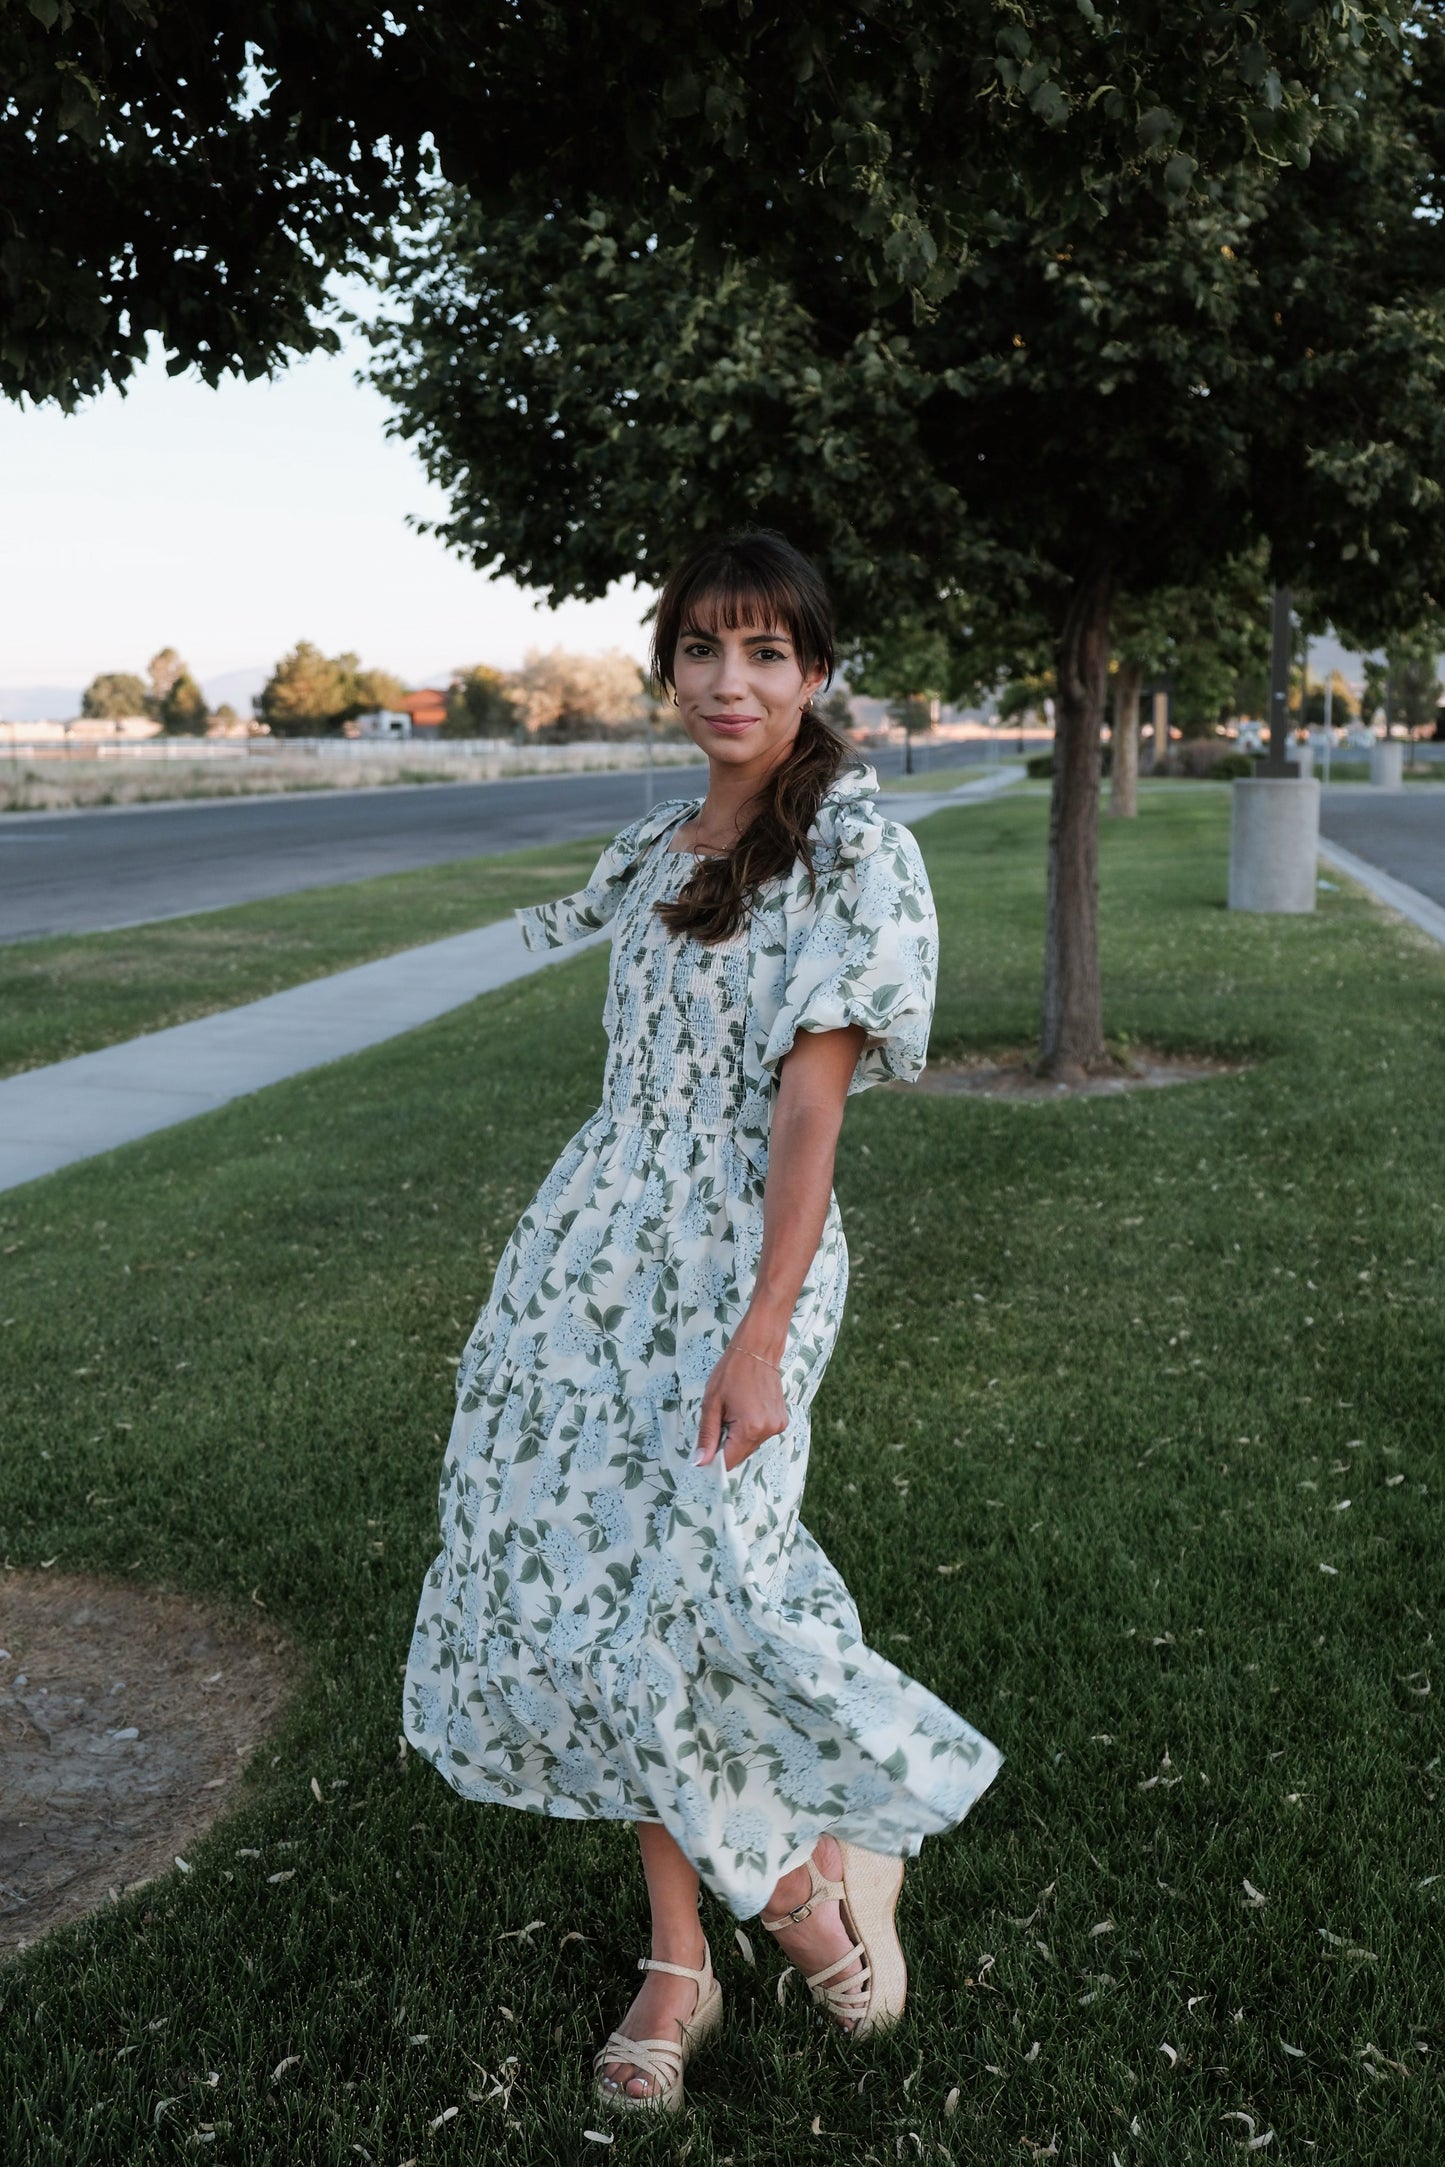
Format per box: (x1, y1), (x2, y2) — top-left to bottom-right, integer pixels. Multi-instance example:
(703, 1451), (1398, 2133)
(743, 1350), (784, 1372)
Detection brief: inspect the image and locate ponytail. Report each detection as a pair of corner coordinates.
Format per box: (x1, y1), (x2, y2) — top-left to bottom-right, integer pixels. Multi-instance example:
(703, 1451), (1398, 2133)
(655, 706), (856, 944)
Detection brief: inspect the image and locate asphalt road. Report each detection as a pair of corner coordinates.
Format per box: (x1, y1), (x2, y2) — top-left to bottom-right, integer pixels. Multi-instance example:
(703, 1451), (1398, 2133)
(0, 766), (706, 943)
(0, 740), (1003, 943)
(1319, 786), (1445, 910)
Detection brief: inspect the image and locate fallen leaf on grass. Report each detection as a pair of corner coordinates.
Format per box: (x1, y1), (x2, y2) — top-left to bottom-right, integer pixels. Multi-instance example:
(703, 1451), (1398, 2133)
(428, 2107), (459, 2131)
(267, 1870), (295, 1885)
(943, 2087), (960, 2116)
(734, 1928), (755, 1967)
(581, 2132), (614, 2146)
(1241, 1880), (1267, 1909)
(174, 1856), (192, 1874)
(1318, 1928), (1376, 1959)
(1159, 2042), (1179, 2069)
(1280, 2040), (1305, 2058)
(1089, 1920), (1114, 1938)
(497, 1919), (544, 1943)
(310, 1777), (323, 1804)
(271, 2058), (299, 2082)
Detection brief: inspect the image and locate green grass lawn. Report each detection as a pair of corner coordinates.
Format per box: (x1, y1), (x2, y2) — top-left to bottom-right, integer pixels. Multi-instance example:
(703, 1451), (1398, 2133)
(878, 761), (1010, 794)
(0, 837), (611, 1079)
(1, 792), (1441, 2164)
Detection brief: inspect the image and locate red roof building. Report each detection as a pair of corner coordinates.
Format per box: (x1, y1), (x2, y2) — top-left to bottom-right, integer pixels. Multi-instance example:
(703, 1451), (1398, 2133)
(399, 688), (448, 733)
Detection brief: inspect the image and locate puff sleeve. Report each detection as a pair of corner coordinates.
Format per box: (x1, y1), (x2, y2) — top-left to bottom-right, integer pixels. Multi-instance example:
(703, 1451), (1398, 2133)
(514, 801), (691, 952)
(760, 800), (939, 1094)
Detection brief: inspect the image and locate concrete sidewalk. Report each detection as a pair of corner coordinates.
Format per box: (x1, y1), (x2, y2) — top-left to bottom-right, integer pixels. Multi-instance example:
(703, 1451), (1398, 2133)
(0, 769), (1021, 1195)
(0, 919), (612, 1194)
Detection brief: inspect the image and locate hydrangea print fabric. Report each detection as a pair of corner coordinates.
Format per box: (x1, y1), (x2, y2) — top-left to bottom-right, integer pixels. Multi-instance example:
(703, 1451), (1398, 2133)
(403, 761), (1001, 1916)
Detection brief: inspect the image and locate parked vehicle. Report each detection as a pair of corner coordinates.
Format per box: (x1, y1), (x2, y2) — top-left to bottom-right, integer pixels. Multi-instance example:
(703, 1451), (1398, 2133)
(352, 709), (412, 739)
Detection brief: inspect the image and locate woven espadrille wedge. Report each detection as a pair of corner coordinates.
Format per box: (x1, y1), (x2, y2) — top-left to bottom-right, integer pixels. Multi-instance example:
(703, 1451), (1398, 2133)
(592, 1938), (724, 2112)
(759, 1840), (907, 2039)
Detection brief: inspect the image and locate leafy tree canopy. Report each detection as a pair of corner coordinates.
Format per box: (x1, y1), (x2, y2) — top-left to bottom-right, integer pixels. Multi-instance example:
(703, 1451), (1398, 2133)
(80, 669), (148, 719)
(159, 670), (208, 735)
(7, 0), (1409, 410)
(363, 4), (1445, 1072)
(444, 666), (523, 739)
(254, 642), (403, 735)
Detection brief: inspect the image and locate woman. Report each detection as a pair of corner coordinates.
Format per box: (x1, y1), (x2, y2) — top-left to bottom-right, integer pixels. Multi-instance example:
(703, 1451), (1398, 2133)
(403, 530), (1000, 2111)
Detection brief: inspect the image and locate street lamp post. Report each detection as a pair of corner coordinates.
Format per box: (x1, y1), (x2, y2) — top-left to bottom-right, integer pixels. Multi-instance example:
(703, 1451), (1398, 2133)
(1267, 585), (1295, 774)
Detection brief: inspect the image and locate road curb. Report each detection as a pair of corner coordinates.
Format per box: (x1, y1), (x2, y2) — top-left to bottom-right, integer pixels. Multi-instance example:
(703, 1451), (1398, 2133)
(1317, 837), (1445, 948)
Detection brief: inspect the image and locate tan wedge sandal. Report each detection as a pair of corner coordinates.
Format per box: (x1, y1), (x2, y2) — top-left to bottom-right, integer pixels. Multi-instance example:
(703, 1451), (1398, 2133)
(592, 1938), (724, 2113)
(760, 1840), (907, 2039)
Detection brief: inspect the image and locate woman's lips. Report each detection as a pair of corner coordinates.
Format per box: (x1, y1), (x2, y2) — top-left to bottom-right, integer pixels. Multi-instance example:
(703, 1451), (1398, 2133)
(703, 715), (758, 732)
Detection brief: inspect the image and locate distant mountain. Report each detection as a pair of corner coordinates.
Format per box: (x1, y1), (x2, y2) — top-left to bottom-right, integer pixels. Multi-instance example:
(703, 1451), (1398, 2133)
(200, 666), (268, 713)
(0, 685), (82, 722)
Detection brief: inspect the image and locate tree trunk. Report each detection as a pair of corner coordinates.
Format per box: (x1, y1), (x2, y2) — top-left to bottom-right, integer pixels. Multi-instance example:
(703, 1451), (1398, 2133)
(1040, 564), (1114, 1080)
(1109, 656), (1142, 819)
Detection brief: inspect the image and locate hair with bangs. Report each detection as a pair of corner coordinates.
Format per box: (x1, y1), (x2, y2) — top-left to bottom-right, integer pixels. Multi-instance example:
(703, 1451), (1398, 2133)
(649, 529), (857, 945)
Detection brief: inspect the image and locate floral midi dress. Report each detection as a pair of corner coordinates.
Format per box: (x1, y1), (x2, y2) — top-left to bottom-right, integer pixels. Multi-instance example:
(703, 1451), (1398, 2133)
(403, 761), (1001, 1916)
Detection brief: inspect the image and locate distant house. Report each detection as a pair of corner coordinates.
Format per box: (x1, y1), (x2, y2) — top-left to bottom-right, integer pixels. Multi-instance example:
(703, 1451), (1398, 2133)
(398, 689), (448, 734)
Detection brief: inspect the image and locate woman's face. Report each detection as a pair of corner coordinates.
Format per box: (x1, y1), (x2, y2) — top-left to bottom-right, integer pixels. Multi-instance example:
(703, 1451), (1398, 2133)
(671, 608), (827, 777)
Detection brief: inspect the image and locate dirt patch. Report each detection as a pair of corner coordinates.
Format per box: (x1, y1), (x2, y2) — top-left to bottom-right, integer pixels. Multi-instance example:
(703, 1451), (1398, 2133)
(899, 1048), (1250, 1102)
(0, 1572), (295, 1956)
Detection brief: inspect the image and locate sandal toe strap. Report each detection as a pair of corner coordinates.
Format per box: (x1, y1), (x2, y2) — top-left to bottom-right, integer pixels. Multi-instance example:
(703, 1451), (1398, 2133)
(593, 2031), (685, 2088)
(803, 1941), (869, 1995)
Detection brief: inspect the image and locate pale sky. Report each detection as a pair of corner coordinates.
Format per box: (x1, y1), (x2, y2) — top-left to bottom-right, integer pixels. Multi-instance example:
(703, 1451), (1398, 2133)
(0, 332), (654, 711)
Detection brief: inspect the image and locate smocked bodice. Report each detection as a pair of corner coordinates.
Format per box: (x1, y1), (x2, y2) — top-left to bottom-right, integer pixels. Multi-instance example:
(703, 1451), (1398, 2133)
(600, 838), (751, 1134)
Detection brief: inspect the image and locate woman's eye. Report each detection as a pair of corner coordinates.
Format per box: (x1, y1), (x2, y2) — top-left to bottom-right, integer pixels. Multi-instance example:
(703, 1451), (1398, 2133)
(754, 647), (784, 662)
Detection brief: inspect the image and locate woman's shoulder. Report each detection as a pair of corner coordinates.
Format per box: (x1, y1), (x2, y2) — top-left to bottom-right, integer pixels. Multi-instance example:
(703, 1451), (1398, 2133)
(806, 762), (928, 886)
(609, 791), (703, 860)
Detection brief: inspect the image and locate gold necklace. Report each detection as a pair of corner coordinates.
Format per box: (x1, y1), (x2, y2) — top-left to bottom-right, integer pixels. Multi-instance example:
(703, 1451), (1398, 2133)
(676, 814), (736, 855)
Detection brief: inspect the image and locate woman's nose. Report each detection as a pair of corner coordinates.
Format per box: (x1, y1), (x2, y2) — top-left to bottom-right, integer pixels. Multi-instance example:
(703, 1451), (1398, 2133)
(713, 652), (749, 699)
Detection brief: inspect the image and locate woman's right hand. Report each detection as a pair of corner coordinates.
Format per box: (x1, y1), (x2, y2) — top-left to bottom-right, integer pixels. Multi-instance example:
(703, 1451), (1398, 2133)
(692, 1340), (788, 1470)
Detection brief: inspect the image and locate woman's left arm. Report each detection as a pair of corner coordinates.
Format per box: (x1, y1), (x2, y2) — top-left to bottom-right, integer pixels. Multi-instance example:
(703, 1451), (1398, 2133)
(692, 1022), (867, 1470)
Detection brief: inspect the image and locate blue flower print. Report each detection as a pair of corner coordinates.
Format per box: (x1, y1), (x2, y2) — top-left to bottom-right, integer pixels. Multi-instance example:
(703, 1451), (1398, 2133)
(403, 768), (1002, 1918)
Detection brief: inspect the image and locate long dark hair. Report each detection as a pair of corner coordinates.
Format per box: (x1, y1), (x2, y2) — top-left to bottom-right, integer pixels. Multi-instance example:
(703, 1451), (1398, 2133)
(649, 529), (858, 943)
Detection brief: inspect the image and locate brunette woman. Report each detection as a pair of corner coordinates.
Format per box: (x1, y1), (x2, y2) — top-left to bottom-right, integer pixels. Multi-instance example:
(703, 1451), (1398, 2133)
(403, 530), (1000, 2110)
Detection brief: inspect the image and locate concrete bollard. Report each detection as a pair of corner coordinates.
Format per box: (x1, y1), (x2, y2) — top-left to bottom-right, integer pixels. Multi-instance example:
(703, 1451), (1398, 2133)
(1293, 742), (1314, 779)
(1370, 741), (1404, 789)
(1228, 776), (1321, 913)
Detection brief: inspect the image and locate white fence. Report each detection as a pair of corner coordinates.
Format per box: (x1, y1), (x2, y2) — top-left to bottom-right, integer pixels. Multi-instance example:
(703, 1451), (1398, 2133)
(0, 733), (705, 773)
